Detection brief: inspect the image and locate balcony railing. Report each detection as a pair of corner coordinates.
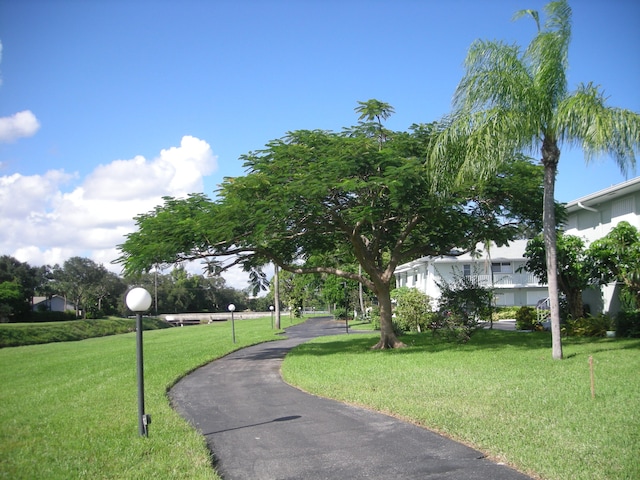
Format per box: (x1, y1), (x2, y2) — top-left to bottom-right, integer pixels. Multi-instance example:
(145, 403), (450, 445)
(401, 271), (545, 290)
(472, 272), (543, 288)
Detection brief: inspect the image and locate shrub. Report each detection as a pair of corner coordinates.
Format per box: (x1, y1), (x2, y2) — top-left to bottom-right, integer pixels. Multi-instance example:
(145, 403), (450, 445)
(85, 309), (105, 320)
(492, 306), (520, 320)
(426, 310), (475, 343)
(333, 307), (348, 320)
(615, 310), (640, 338)
(437, 274), (493, 325)
(390, 287), (432, 332)
(369, 306), (380, 330)
(562, 314), (612, 337)
(430, 275), (493, 342)
(440, 312), (474, 343)
(27, 310), (77, 323)
(367, 307), (404, 336)
(515, 306), (538, 330)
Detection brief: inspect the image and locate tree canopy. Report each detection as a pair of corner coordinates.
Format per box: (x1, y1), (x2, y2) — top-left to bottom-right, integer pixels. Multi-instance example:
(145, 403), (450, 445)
(117, 102), (546, 349)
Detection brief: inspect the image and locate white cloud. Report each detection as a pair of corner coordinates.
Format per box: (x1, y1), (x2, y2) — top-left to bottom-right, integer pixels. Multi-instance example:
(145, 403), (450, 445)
(0, 110), (41, 143)
(83, 136), (217, 201)
(0, 136), (244, 284)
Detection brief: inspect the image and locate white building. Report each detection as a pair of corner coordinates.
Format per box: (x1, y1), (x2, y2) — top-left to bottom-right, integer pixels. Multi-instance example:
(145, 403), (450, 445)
(564, 176), (640, 315)
(394, 176), (640, 314)
(395, 239), (548, 309)
(32, 295), (75, 313)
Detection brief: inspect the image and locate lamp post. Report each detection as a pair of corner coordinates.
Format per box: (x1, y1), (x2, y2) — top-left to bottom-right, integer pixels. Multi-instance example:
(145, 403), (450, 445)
(343, 282), (349, 334)
(125, 287), (152, 437)
(228, 304), (236, 343)
(269, 305), (274, 329)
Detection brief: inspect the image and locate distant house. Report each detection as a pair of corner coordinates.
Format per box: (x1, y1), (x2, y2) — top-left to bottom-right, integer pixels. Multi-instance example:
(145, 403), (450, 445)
(32, 295), (75, 313)
(394, 177), (640, 314)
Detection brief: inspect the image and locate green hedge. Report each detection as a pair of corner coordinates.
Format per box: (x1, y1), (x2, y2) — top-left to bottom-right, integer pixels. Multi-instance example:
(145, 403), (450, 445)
(0, 317), (171, 348)
(492, 306), (520, 320)
(25, 310), (78, 322)
(616, 310), (640, 337)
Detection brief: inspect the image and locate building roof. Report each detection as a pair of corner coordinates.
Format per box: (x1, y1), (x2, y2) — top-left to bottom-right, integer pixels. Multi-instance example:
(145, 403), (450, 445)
(395, 239), (529, 272)
(435, 239), (529, 263)
(32, 295), (73, 305)
(397, 176), (640, 273)
(565, 176), (640, 213)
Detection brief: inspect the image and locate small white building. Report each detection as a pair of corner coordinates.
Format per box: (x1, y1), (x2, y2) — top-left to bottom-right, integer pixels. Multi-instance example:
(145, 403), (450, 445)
(32, 295), (75, 313)
(395, 176), (640, 314)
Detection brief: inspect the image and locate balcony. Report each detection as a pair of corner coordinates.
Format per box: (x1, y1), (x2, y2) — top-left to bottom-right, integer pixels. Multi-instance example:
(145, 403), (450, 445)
(470, 272), (543, 288)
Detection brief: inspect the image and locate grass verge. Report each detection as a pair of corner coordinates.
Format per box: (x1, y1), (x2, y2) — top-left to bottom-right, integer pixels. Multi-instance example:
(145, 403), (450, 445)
(281, 329), (640, 480)
(0, 317), (172, 348)
(0, 316), (304, 479)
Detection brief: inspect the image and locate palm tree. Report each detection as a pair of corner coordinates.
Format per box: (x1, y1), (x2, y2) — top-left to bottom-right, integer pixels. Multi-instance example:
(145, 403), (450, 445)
(432, 0), (640, 359)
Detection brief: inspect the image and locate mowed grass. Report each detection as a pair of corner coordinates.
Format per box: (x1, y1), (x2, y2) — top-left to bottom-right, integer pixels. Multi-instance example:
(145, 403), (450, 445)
(0, 316), (303, 480)
(282, 329), (640, 480)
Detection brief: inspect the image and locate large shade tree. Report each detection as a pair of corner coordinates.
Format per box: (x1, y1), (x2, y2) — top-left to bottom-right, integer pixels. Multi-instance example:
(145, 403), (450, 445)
(53, 257), (109, 318)
(117, 104), (546, 349)
(0, 255), (40, 319)
(432, 0), (640, 358)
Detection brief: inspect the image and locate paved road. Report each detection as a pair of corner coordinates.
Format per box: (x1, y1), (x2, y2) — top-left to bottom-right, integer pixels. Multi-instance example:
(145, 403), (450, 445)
(169, 317), (531, 480)
(481, 319), (516, 331)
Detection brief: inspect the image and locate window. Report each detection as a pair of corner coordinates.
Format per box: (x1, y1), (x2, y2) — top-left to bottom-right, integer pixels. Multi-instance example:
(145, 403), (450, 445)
(491, 262), (512, 274)
(463, 264), (471, 277)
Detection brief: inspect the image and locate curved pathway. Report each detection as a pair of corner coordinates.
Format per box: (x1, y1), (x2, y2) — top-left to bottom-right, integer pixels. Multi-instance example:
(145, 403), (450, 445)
(169, 317), (531, 480)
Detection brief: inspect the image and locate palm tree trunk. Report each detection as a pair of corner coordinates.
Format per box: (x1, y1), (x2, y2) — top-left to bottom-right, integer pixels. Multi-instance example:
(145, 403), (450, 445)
(542, 138), (563, 360)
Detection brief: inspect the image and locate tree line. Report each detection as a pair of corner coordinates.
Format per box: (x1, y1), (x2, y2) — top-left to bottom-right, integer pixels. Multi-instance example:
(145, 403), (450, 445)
(0, 255), (254, 322)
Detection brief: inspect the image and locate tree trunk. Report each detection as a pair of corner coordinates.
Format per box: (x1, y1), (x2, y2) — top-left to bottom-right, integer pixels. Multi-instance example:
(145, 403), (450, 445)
(542, 137), (563, 360)
(371, 282), (406, 349)
(567, 289), (584, 320)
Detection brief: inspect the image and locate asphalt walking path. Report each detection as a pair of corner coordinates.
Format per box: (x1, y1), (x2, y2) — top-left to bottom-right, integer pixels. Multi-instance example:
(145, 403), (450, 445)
(169, 317), (531, 480)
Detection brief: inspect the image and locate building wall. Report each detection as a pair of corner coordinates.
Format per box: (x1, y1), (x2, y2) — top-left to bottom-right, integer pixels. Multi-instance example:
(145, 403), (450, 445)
(395, 251), (547, 308)
(395, 177), (640, 313)
(565, 180), (640, 315)
(32, 296), (74, 312)
(565, 193), (640, 243)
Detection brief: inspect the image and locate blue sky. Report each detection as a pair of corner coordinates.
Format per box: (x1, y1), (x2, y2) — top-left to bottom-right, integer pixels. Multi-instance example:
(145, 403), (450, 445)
(0, 0), (638, 288)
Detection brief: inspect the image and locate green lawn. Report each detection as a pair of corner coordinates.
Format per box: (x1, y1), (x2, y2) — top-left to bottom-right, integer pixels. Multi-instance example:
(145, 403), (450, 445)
(282, 329), (640, 480)
(2, 318), (638, 480)
(0, 316), (301, 479)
